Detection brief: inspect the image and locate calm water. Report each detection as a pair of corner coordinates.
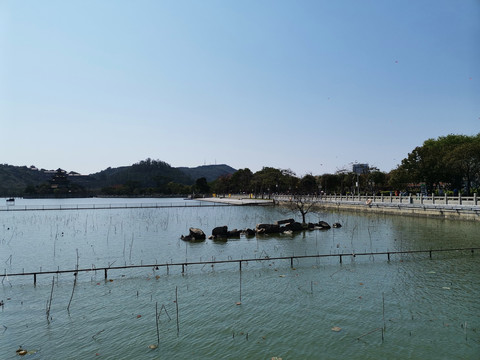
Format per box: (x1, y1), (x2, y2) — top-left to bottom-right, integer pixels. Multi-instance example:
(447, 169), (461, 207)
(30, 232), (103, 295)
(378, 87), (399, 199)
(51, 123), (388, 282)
(1, 198), (479, 359)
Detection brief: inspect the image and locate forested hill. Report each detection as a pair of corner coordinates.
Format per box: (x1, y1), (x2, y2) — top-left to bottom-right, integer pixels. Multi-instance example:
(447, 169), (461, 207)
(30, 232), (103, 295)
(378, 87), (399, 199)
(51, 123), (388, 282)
(0, 160), (237, 196)
(91, 160), (236, 187)
(0, 164), (52, 195)
(91, 159), (193, 188)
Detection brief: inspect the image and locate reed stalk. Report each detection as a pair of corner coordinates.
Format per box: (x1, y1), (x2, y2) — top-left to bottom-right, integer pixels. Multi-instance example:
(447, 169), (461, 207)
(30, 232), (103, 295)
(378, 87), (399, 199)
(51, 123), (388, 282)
(382, 292), (386, 331)
(175, 286), (179, 336)
(67, 249), (80, 312)
(239, 261), (242, 302)
(356, 327), (382, 340)
(46, 276), (54, 322)
(155, 302), (160, 345)
(67, 273), (77, 312)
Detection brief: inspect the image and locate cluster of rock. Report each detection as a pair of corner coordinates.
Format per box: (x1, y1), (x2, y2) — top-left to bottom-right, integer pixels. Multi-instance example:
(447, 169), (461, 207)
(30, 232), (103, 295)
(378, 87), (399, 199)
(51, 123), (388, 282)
(180, 228), (207, 242)
(180, 219), (341, 242)
(210, 225), (254, 239)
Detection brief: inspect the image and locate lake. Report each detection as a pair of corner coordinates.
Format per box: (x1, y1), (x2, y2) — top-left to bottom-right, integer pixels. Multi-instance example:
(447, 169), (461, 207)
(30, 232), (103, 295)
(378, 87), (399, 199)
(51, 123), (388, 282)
(1, 197), (479, 359)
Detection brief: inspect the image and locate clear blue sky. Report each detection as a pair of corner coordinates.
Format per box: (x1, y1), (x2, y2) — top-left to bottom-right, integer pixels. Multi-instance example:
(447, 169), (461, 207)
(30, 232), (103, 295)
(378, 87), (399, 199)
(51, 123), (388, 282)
(1, 0), (479, 176)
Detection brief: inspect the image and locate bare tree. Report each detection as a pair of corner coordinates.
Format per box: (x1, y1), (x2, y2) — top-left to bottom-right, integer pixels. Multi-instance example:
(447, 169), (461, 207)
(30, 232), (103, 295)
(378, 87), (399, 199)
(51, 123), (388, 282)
(287, 196), (318, 225)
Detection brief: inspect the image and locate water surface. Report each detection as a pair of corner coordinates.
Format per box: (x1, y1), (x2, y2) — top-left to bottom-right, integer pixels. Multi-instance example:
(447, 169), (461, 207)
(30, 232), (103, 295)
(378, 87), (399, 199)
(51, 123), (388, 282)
(1, 198), (479, 359)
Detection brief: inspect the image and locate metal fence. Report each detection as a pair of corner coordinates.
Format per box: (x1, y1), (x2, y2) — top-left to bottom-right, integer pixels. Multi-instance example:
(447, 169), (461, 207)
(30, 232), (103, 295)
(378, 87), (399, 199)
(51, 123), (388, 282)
(2, 247), (478, 285)
(0, 201), (229, 212)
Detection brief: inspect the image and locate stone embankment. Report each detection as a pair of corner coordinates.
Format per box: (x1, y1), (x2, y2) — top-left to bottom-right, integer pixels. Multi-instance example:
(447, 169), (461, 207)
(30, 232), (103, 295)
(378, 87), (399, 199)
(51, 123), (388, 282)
(273, 194), (480, 221)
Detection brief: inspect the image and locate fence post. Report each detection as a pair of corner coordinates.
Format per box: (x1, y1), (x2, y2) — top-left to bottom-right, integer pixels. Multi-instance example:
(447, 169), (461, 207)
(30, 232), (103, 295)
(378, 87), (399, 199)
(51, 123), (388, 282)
(432, 194), (435, 204)
(459, 193), (462, 205)
(445, 194), (448, 205)
(420, 194), (424, 205)
(475, 193), (478, 206)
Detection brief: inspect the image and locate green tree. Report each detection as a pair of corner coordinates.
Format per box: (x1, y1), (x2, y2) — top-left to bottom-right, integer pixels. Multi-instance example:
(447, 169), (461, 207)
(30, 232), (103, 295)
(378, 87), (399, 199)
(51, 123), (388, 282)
(251, 167), (284, 196)
(368, 170), (387, 194)
(444, 135), (480, 194)
(280, 169), (299, 193)
(394, 133), (480, 194)
(194, 177), (210, 194)
(318, 173), (341, 193)
(298, 174), (317, 194)
(24, 184), (36, 194)
(167, 182), (191, 195)
(230, 168), (253, 193)
(212, 174), (231, 195)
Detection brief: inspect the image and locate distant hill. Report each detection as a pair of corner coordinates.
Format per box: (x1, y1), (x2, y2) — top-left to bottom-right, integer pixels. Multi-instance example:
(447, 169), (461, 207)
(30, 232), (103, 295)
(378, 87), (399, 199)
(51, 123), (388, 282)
(90, 159), (194, 189)
(177, 164), (237, 183)
(0, 160), (237, 196)
(0, 164), (51, 195)
(90, 161), (236, 189)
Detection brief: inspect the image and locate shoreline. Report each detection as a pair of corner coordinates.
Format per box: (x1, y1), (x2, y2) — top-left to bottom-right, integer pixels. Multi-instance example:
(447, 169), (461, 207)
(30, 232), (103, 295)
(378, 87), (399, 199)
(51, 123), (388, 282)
(197, 197), (273, 206)
(276, 199), (480, 222)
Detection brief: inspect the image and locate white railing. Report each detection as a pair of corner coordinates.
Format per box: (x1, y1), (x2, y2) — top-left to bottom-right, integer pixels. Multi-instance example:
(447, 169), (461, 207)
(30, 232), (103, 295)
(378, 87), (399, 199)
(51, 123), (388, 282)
(273, 193), (479, 207)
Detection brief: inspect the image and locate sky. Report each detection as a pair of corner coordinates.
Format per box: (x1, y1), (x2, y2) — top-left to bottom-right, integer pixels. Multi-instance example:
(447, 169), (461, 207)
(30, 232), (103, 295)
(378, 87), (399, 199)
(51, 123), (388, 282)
(1, 0), (479, 176)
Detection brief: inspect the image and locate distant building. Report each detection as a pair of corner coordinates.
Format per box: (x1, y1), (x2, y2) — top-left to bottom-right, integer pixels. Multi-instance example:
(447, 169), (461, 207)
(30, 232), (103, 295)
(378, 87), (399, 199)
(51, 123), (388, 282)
(50, 168), (69, 190)
(352, 163), (369, 175)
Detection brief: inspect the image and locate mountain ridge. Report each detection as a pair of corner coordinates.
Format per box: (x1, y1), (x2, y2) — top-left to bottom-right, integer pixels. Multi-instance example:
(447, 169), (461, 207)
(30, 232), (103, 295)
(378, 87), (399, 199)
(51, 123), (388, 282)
(0, 160), (237, 196)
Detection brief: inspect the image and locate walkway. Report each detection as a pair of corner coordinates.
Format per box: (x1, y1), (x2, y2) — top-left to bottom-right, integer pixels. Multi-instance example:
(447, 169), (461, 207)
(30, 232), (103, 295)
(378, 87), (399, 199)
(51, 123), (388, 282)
(197, 197), (273, 206)
(273, 194), (480, 221)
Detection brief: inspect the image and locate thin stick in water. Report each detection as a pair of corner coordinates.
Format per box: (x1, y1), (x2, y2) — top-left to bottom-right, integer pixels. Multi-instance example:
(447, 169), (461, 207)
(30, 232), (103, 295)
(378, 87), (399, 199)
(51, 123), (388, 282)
(67, 273), (77, 312)
(382, 292), (386, 331)
(357, 327), (382, 340)
(92, 329), (105, 340)
(239, 261), (242, 302)
(159, 304), (172, 321)
(67, 249), (80, 312)
(175, 286), (179, 336)
(155, 302), (160, 345)
(46, 276), (55, 322)
(129, 233), (134, 263)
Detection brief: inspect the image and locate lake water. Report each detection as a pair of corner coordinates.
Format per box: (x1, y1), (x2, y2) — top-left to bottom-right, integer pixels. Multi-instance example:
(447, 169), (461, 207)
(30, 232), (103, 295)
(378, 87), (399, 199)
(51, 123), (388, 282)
(1, 198), (479, 359)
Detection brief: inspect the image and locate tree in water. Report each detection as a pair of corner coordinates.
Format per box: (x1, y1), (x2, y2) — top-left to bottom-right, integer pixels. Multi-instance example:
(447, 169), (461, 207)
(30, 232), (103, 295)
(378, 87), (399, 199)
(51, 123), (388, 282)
(287, 196), (318, 226)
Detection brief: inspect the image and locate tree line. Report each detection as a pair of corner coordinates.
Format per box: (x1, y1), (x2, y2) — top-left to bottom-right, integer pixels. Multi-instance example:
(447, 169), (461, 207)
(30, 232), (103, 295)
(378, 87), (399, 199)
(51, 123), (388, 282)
(389, 133), (480, 195)
(211, 133), (480, 197)
(14, 133), (480, 197)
